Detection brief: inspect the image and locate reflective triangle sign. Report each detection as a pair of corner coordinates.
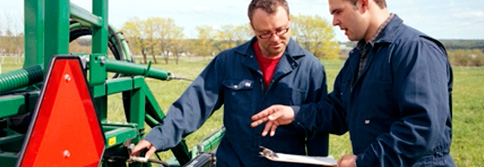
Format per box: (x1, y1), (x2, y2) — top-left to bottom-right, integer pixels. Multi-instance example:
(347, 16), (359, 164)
(17, 56), (105, 167)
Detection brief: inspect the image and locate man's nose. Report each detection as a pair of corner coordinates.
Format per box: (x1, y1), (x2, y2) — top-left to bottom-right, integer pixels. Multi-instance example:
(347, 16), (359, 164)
(270, 33), (280, 41)
(332, 16), (339, 26)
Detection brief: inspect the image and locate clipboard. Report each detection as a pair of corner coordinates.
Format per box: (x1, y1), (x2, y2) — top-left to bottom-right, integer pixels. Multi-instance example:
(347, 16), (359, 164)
(259, 146), (337, 166)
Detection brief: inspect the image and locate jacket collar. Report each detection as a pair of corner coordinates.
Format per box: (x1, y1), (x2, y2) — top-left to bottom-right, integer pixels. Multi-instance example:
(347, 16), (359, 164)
(237, 37), (305, 84)
(374, 14), (404, 44)
(349, 15), (404, 89)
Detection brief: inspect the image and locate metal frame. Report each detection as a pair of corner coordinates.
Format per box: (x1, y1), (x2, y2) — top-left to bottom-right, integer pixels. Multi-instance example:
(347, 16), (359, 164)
(0, 0), (225, 166)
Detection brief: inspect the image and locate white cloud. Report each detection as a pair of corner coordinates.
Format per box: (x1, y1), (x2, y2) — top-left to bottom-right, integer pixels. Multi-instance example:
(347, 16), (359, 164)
(454, 9), (484, 19)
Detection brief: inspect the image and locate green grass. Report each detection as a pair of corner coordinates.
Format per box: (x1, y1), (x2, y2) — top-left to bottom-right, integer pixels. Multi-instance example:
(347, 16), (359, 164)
(1, 56), (483, 166)
(450, 67), (484, 166)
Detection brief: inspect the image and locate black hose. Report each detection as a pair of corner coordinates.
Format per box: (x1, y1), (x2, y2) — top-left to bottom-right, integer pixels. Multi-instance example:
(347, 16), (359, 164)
(69, 20), (132, 62)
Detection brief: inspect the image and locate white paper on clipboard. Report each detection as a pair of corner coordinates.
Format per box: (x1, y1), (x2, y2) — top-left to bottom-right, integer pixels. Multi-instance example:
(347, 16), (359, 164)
(259, 147), (337, 166)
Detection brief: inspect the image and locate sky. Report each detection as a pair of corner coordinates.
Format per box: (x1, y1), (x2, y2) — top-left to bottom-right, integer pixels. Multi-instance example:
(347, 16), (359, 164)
(1, 0), (484, 42)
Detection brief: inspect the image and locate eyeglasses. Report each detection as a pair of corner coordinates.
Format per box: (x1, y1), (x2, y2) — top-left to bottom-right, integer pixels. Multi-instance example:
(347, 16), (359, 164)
(255, 26), (290, 39)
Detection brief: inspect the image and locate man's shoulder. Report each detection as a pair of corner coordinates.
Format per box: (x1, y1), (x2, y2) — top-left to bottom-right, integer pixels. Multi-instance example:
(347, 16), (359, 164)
(286, 38), (310, 56)
(287, 44), (324, 71)
(297, 51), (320, 64)
(379, 15), (437, 45)
(394, 26), (444, 51)
(231, 38), (256, 55)
(396, 25), (429, 42)
(386, 17), (441, 47)
(382, 23), (447, 66)
(217, 42), (250, 58)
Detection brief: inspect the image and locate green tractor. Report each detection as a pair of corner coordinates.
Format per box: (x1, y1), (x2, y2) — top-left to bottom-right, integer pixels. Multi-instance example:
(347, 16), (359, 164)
(0, 0), (223, 166)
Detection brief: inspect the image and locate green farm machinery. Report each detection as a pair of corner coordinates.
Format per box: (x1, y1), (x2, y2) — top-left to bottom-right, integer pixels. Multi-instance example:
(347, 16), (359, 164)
(0, 0), (223, 166)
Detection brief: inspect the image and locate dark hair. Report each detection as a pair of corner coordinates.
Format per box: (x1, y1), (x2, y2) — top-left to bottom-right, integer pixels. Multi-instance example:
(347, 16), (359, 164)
(346, 0), (387, 9)
(248, 0), (290, 21)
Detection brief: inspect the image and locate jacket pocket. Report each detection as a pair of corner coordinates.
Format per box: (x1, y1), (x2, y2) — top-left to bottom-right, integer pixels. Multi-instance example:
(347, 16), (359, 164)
(222, 79), (254, 90)
(289, 88), (307, 105)
(222, 79), (255, 116)
(359, 80), (396, 136)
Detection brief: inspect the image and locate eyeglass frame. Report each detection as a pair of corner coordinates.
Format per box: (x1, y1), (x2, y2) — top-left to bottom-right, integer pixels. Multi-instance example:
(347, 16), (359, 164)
(253, 24), (291, 39)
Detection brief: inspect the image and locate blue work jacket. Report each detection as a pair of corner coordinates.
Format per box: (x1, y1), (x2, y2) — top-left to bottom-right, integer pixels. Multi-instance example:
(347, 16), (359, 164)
(145, 37), (329, 166)
(294, 15), (455, 166)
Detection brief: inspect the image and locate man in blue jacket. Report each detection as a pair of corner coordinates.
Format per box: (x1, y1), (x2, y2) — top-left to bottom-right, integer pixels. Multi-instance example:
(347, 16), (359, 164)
(131, 0), (330, 166)
(251, 0), (455, 166)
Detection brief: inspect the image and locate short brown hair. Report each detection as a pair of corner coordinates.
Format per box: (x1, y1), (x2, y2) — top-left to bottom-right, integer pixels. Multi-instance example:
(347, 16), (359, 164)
(346, 0), (387, 9)
(247, 0), (290, 21)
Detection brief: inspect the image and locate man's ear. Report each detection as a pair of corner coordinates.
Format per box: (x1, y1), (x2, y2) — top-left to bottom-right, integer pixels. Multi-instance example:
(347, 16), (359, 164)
(357, 0), (369, 12)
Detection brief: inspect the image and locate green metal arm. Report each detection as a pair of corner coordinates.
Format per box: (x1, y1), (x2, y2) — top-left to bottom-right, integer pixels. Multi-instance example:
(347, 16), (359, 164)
(1, 0), (223, 166)
(104, 59), (172, 80)
(70, 3), (103, 27)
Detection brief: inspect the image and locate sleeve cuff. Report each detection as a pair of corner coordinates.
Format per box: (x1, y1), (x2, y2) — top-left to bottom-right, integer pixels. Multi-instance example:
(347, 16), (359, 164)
(355, 150), (376, 167)
(291, 105), (301, 121)
(144, 131), (165, 151)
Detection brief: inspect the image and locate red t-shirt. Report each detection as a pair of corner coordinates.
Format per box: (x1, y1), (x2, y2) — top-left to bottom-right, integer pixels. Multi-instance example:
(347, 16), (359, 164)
(253, 41), (281, 88)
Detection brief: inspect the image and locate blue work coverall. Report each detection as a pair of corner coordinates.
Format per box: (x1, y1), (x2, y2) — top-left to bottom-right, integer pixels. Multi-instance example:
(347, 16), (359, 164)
(294, 15), (455, 166)
(145, 37), (329, 166)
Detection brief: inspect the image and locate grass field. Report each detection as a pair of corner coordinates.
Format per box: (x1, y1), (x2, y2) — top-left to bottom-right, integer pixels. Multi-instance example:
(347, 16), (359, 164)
(1, 56), (483, 166)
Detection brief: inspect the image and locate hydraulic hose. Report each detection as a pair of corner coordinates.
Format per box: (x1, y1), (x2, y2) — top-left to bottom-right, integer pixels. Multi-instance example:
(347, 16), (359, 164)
(69, 21), (134, 62)
(0, 65), (43, 94)
(104, 59), (172, 80)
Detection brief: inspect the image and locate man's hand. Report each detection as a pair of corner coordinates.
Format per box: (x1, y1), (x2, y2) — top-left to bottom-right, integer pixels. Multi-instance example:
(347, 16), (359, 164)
(130, 140), (157, 158)
(250, 105), (295, 136)
(338, 155), (357, 167)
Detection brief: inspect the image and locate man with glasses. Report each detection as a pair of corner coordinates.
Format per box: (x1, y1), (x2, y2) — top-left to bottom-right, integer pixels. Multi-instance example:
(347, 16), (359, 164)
(131, 0), (331, 166)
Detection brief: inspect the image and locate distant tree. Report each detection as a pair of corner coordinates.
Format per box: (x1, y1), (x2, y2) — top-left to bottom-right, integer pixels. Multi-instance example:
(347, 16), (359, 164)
(0, 29), (4, 56)
(194, 25), (215, 59)
(0, 30), (24, 65)
(214, 24), (253, 53)
(214, 25), (237, 53)
(291, 14), (340, 60)
(170, 29), (186, 65)
(448, 49), (484, 66)
(144, 18), (159, 64)
(122, 18), (150, 64)
(15, 33), (24, 64)
(441, 40), (484, 50)
(119, 14), (344, 62)
(149, 17), (184, 64)
(233, 24), (253, 45)
(0, 11), (24, 65)
(3, 30), (14, 56)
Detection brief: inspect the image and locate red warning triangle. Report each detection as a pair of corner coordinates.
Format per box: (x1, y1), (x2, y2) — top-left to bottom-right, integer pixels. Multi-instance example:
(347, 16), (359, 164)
(18, 56), (105, 167)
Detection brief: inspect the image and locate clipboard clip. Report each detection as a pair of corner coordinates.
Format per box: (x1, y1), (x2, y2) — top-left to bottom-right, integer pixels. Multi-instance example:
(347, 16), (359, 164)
(259, 146), (278, 160)
(258, 146), (337, 166)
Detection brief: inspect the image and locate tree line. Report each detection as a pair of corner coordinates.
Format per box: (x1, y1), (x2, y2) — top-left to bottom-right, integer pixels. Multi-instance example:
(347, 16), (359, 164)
(1, 14), (340, 66)
(120, 14), (341, 64)
(2, 16), (483, 67)
(0, 29), (24, 73)
(0, 30), (24, 57)
(441, 40), (484, 66)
